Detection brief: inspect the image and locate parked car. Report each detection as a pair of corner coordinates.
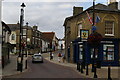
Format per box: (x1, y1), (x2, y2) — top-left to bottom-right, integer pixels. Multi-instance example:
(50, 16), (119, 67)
(32, 53), (43, 63)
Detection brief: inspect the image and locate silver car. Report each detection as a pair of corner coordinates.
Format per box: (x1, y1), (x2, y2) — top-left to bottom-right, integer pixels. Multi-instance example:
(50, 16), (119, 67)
(32, 53), (43, 63)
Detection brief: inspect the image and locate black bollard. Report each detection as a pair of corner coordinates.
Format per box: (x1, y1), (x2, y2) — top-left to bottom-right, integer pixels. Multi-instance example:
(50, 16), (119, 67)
(20, 63), (23, 72)
(108, 65), (112, 80)
(78, 62), (80, 72)
(25, 60), (27, 69)
(81, 62), (84, 73)
(77, 62), (79, 70)
(93, 63), (97, 78)
(86, 64), (89, 75)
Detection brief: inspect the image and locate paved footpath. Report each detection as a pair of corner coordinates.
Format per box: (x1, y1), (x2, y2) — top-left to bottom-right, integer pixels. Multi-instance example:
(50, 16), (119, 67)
(43, 50), (120, 79)
(2, 54), (28, 78)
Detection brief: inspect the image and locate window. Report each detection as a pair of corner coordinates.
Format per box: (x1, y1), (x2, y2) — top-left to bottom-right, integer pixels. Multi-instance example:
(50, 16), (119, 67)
(90, 48), (98, 59)
(105, 21), (114, 36)
(103, 44), (114, 61)
(79, 45), (83, 59)
(11, 34), (15, 40)
(78, 24), (82, 37)
(23, 29), (27, 35)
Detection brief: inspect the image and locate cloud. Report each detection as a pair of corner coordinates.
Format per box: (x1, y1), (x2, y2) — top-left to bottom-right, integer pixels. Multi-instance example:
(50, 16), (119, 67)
(2, 0), (114, 38)
(3, 0), (94, 2)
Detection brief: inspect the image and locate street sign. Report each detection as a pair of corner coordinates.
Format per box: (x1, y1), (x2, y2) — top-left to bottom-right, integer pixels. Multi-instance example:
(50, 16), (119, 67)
(92, 26), (97, 31)
(80, 29), (89, 41)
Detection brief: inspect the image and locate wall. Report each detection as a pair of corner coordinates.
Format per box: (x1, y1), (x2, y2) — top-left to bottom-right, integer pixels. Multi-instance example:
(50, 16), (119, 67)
(0, 0), (2, 75)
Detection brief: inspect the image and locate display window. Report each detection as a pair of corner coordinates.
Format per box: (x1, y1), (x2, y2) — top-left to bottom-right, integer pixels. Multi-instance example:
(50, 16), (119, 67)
(79, 45), (83, 59)
(103, 44), (114, 61)
(90, 48), (98, 59)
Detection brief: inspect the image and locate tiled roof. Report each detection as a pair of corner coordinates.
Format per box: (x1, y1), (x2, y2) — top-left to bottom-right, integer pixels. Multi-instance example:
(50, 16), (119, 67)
(7, 24), (20, 31)
(42, 32), (55, 42)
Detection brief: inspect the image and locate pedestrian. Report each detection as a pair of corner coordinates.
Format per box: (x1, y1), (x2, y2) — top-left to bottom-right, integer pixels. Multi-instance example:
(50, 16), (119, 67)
(50, 52), (52, 60)
(62, 56), (66, 63)
(51, 53), (54, 60)
(58, 53), (62, 62)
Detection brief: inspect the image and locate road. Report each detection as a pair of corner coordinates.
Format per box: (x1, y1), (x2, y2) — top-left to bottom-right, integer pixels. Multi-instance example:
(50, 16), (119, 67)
(3, 55), (85, 79)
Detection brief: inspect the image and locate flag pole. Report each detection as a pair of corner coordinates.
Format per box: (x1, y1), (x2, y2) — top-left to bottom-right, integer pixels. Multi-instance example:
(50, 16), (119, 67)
(93, 0), (95, 26)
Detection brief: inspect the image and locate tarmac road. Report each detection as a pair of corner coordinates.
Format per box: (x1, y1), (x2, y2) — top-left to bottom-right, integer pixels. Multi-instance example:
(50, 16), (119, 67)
(3, 57), (85, 79)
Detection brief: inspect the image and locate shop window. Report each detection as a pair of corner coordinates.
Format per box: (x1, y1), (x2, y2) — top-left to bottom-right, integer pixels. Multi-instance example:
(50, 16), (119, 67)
(105, 21), (114, 36)
(103, 44), (114, 61)
(90, 48), (98, 59)
(79, 45), (83, 59)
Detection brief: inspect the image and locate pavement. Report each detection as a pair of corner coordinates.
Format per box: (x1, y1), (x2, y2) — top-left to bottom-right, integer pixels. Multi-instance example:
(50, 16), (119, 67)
(1, 54), (29, 78)
(43, 50), (120, 79)
(1, 50), (120, 79)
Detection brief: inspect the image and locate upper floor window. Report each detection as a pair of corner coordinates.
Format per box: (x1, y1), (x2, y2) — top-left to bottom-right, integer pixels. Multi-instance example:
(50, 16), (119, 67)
(78, 23), (82, 37)
(11, 34), (15, 40)
(23, 29), (27, 35)
(105, 21), (114, 36)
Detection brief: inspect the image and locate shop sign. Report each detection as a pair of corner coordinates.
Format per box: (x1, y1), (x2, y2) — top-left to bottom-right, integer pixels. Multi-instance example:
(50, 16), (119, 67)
(80, 29), (89, 41)
(101, 41), (113, 43)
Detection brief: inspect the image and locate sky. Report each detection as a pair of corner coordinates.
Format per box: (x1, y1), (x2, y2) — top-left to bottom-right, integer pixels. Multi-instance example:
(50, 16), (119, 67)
(1, 0), (120, 39)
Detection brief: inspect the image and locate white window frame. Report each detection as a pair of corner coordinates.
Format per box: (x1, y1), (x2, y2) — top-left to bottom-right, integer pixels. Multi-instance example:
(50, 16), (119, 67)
(103, 44), (114, 61)
(105, 21), (114, 36)
(77, 23), (82, 37)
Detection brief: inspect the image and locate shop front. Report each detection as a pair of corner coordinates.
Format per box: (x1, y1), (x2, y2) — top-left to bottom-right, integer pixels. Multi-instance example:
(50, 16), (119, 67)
(73, 38), (120, 66)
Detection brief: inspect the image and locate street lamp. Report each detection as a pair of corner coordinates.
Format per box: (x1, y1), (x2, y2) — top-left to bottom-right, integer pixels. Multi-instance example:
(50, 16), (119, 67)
(17, 3), (26, 72)
(87, 0), (102, 78)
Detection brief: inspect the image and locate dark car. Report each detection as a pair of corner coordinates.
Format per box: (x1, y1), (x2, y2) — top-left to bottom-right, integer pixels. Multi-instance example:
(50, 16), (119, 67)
(32, 53), (43, 63)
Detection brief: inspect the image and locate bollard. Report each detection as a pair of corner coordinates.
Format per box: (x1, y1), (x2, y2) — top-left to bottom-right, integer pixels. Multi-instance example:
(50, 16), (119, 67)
(108, 65), (112, 80)
(81, 62), (84, 73)
(93, 63), (97, 78)
(86, 64), (89, 75)
(25, 60), (27, 69)
(77, 62), (79, 70)
(20, 63), (23, 72)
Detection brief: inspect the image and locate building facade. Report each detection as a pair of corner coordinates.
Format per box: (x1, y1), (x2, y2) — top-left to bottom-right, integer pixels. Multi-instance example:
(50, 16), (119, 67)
(2, 21), (11, 68)
(64, 2), (120, 66)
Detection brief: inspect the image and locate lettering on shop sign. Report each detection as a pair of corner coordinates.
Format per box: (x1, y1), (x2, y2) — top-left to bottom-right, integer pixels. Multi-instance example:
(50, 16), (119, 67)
(101, 41), (113, 43)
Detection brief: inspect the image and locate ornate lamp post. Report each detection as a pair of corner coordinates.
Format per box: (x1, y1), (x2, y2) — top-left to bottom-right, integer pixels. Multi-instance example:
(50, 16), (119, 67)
(17, 3), (26, 72)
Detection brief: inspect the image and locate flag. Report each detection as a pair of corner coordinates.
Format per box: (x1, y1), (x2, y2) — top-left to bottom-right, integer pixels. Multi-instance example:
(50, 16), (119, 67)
(95, 16), (100, 23)
(94, 15), (100, 25)
(86, 11), (93, 24)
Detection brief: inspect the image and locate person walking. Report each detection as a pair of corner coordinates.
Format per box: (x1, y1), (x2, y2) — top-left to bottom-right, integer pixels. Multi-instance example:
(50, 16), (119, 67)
(58, 53), (62, 62)
(51, 53), (54, 60)
(50, 52), (52, 60)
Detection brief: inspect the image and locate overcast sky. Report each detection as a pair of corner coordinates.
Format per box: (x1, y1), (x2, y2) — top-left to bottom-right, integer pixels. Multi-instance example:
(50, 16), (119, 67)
(2, 0), (120, 39)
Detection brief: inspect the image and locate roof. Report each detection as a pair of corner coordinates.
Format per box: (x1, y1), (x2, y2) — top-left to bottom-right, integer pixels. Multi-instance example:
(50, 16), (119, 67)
(41, 32), (55, 42)
(2, 21), (11, 33)
(7, 23), (20, 31)
(63, 2), (120, 26)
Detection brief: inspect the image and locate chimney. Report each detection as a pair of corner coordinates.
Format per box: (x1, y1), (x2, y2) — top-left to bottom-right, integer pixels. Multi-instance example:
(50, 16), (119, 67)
(108, 0), (118, 10)
(73, 6), (83, 16)
(33, 25), (38, 30)
(109, 0), (117, 4)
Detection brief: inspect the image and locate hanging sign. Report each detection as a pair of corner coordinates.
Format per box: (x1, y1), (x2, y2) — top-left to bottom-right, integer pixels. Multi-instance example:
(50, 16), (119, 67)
(80, 29), (89, 41)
